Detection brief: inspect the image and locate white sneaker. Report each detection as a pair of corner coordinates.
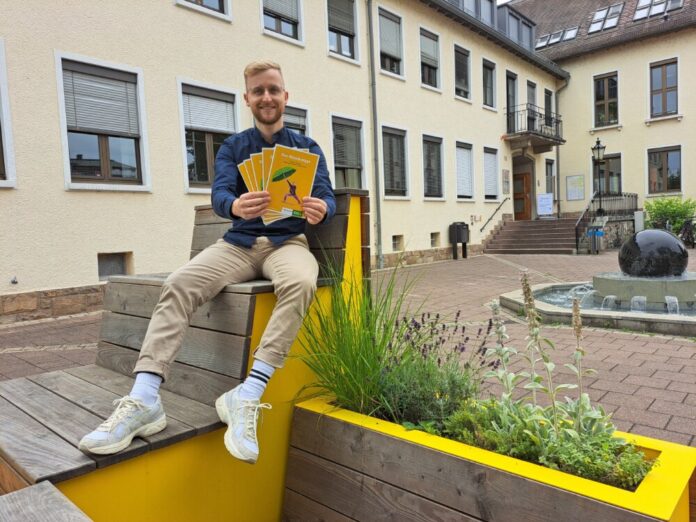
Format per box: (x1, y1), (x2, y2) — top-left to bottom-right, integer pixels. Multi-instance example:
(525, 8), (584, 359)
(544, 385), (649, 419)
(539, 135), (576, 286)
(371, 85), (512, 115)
(215, 385), (271, 464)
(79, 396), (166, 455)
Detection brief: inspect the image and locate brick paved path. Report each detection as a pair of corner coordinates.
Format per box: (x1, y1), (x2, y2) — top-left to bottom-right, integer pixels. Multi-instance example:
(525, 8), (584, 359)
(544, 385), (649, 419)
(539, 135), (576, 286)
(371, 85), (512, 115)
(2, 251), (696, 446)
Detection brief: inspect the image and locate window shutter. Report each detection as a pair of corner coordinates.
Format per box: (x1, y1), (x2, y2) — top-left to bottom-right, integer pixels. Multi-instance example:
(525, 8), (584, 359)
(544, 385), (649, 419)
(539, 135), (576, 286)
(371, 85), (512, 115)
(333, 118), (361, 169)
(456, 143), (473, 198)
(420, 30), (439, 68)
(264, 0), (299, 21)
(379, 10), (401, 59)
(455, 47), (469, 95)
(484, 148), (498, 198)
(423, 136), (442, 197)
(183, 92), (235, 134)
(383, 127), (405, 195)
(63, 69), (139, 136)
(328, 0), (355, 35)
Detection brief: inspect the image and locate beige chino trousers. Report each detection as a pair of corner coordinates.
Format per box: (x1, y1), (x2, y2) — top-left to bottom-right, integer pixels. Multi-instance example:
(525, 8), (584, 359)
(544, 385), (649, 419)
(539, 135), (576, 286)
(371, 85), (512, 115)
(133, 235), (318, 381)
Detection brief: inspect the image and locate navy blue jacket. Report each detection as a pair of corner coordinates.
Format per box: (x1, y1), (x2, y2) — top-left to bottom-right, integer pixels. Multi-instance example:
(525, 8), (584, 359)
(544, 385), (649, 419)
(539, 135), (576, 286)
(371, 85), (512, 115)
(212, 126), (336, 248)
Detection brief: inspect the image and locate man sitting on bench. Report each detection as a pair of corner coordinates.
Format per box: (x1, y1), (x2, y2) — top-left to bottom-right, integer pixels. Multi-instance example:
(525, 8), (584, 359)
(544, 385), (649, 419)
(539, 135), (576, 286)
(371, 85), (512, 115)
(79, 60), (336, 464)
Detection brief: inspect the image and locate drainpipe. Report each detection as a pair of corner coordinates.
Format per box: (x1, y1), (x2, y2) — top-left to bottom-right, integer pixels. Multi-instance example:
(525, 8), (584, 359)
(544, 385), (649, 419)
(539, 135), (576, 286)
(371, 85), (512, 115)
(555, 76), (570, 218)
(366, 0), (384, 269)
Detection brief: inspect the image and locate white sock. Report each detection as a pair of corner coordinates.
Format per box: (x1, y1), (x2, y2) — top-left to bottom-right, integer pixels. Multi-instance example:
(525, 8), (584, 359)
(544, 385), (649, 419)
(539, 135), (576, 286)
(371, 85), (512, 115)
(238, 360), (275, 401)
(130, 372), (162, 406)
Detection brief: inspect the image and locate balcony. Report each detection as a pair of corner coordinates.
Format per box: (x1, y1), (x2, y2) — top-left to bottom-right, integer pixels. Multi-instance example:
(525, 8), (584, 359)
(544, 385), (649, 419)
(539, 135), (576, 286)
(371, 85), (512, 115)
(503, 103), (565, 153)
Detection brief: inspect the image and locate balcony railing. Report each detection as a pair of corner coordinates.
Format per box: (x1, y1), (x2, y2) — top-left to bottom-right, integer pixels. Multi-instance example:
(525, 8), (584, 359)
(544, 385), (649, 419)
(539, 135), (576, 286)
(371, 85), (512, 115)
(505, 103), (563, 141)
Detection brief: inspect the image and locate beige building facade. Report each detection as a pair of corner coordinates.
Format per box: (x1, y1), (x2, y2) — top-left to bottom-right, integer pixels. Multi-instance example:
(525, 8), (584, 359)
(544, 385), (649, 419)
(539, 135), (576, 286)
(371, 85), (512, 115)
(0, 0), (565, 312)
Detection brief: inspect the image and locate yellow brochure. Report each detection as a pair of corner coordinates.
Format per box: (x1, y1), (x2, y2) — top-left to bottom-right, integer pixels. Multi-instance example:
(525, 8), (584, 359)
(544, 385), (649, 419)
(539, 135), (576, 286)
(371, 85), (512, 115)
(250, 153), (264, 190)
(266, 145), (318, 218)
(262, 148), (274, 190)
(243, 159), (257, 192)
(238, 161), (253, 192)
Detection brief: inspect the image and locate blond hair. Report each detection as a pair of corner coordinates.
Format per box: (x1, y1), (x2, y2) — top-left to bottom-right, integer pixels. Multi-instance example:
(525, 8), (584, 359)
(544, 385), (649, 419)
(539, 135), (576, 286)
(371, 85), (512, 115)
(243, 60), (283, 86)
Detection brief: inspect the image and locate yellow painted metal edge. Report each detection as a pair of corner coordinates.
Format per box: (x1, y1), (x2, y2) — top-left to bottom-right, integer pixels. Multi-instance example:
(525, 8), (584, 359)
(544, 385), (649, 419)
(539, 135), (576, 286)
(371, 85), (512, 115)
(297, 397), (696, 521)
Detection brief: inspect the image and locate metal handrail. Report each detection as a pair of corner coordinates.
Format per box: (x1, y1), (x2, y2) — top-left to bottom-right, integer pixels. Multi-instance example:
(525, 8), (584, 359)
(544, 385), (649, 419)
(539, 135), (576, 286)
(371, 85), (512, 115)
(480, 197), (510, 233)
(574, 191), (597, 252)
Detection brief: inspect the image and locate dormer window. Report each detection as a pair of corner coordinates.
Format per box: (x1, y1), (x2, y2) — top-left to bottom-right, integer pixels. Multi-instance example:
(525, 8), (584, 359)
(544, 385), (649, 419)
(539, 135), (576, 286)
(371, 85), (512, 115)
(536, 34), (550, 48)
(563, 27), (578, 40)
(588, 3), (623, 33)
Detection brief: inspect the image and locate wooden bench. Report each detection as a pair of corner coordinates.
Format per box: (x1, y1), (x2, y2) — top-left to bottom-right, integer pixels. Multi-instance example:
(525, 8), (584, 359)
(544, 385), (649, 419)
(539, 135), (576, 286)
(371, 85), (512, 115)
(0, 481), (91, 521)
(0, 188), (369, 521)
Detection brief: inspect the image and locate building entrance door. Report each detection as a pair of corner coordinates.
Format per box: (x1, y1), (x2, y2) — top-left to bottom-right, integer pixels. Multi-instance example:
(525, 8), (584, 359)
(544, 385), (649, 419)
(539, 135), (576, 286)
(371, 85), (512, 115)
(513, 172), (532, 220)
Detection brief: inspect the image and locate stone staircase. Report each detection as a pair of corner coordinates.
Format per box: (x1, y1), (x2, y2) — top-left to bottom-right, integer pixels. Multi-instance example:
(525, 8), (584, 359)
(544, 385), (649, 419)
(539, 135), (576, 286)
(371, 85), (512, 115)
(484, 218), (577, 255)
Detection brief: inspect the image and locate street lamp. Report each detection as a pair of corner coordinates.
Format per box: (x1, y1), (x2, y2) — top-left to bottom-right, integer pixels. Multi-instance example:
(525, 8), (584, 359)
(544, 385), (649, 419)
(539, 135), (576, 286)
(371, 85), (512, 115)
(591, 137), (606, 216)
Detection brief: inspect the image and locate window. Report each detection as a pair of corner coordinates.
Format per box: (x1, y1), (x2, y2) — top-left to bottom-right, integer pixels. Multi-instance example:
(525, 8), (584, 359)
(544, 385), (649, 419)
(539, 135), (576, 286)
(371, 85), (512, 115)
(98, 253), (129, 281)
(62, 60), (141, 183)
(379, 9), (402, 75)
(483, 60), (496, 108)
(0, 121), (4, 180)
(430, 232), (440, 248)
(563, 27), (579, 40)
(332, 117), (362, 189)
(263, 0), (300, 40)
(595, 154), (621, 195)
(508, 14), (520, 42)
(545, 159), (555, 195)
(0, 40), (13, 186)
(484, 148), (498, 200)
(589, 3), (623, 33)
(634, 0), (682, 20)
(521, 21), (533, 49)
(383, 127), (407, 196)
(544, 88), (553, 127)
(506, 71), (517, 133)
(182, 84), (235, 187)
(422, 135), (442, 198)
(527, 81), (537, 132)
(548, 30), (563, 45)
(420, 29), (439, 88)
(481, 0), (494, 26)
(328, 0), (356, 59)
(284, 106), (307, 134)
(183, 0), (225, 13)
(648, 147), (681, 194)
(650, 59), (678, 118)
(454, 46), (470, 98)
(456, 142), (473, 199)
(536, 34), (550, 48)
(463, 0), (476, 15)
(594, 72), (618, 127)
(392, 234), (404, 251)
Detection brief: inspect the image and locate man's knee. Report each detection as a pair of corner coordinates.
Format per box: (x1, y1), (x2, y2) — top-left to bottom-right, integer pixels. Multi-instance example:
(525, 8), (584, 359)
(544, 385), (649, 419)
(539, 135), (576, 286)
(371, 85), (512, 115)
(276, 272), (317, 299)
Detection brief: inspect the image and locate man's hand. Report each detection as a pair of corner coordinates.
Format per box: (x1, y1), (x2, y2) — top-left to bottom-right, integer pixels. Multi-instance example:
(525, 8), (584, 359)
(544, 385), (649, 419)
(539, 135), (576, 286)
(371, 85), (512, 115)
(232, 191), (270, 220)
(302, 197), (328, 225)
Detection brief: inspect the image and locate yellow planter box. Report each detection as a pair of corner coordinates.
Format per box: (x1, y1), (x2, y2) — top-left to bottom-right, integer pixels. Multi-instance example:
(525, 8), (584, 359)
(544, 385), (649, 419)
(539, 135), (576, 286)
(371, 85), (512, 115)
(284, 398), (696, 522)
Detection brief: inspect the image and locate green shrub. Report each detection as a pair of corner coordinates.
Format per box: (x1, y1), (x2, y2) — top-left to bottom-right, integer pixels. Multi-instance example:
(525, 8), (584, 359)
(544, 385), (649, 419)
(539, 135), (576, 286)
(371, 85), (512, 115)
(644, 197), (696, 232)
(297, 265), (492, 426)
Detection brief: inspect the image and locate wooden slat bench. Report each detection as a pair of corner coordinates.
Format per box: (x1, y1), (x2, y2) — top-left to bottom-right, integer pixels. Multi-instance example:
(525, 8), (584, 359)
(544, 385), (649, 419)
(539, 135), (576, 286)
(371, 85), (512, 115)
(0, 188), (369, 521)
(0, 481), (91, 521)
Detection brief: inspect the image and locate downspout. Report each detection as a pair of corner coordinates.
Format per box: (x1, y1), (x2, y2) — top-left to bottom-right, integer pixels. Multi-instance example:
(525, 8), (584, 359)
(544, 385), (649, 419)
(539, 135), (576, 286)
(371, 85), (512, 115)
(555, 75), (570, 218)
(366, 0), (384, 269)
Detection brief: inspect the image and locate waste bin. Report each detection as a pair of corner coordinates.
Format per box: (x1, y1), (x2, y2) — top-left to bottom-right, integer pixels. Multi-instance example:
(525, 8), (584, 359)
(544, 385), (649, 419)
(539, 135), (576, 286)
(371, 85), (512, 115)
(587, 226), (604, 255)
(449, 222), (469, 259)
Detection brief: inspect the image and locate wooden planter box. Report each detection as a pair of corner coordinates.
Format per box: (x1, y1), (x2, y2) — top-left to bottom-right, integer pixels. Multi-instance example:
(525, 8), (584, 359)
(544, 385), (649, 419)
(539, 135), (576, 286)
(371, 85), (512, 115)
(283, 398), (696, 522)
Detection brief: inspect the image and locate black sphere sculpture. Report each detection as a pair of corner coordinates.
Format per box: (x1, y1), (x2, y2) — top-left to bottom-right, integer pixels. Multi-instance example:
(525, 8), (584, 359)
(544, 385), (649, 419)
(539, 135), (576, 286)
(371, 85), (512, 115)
(618, 229), (688, 277)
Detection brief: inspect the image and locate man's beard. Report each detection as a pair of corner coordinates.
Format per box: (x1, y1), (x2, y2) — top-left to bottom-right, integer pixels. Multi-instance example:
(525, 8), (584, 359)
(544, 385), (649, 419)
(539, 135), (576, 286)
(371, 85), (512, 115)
(254, 105), (282, 125)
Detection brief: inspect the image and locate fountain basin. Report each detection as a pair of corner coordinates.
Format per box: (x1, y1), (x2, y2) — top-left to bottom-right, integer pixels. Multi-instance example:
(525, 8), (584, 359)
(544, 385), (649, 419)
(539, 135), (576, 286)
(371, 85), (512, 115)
(593, 272), (696, 312)
(500, 282), (696, 337)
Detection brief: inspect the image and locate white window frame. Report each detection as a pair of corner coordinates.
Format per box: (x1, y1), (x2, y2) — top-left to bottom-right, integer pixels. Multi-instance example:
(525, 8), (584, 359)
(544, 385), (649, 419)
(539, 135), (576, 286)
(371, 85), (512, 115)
(177, 78), (239, 195)
(0, 39), (16, 189)
(329, 112), (367, 190)
(419, 25), (441, 93)
(483, 146), (500, 202)
(482, 56), (497, 110)
(326, 0), (361, 66)
(259, 0), (305, 47)
(380, 122), (410, 200)
(453, 42), (472, 103)
(421, 132), (445, 201)
(377, 4), (406, 81)
(55, 51), (151, 192)
(175, 0), (233, 22)
(456, 140), (475, 202)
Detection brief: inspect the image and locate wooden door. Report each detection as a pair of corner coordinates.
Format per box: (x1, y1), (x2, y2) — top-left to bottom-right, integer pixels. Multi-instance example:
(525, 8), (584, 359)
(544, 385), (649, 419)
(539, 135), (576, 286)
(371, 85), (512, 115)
(513, 172), (532, 221)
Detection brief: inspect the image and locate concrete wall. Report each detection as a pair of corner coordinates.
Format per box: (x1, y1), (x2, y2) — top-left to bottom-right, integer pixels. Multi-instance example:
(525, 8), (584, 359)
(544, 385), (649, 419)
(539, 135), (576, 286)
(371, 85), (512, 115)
(556, 28), (696, 214)
(0, 0), (560, 295)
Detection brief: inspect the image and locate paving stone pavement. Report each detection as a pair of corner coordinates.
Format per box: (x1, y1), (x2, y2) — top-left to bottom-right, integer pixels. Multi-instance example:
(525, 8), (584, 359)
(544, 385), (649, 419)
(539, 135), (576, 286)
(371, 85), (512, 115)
(2, 251), (696, 446)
